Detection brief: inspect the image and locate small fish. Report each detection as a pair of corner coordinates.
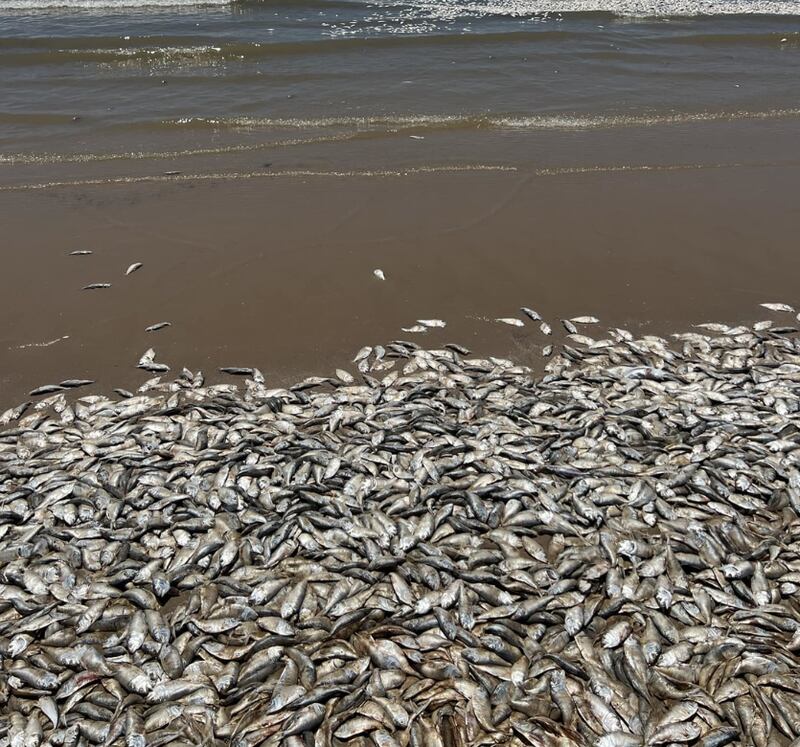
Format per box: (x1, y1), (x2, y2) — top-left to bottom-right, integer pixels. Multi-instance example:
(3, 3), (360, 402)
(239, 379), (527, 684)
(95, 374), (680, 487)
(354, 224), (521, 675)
(570, 316), (599, 324)
(540, 321), (552, 335)
(562, 319), (578, 334)
(83, 283), (111, 290)
(496, 318), (524, 327)
(138, 349), (155, 366)
(402, 325), (427, 333)
(58, 379), (94, 389)
(125, 263), (143, 276)
(219, 367), (255, 376)
(29, 384), (65, 397)
(521, 307), (541, 321)
(417, 319), (446, 328)
(761, 302), (795, 313)
(69, 250), (92, 256)
(145, 322), (171, 332)
(374, 269), (386, 281)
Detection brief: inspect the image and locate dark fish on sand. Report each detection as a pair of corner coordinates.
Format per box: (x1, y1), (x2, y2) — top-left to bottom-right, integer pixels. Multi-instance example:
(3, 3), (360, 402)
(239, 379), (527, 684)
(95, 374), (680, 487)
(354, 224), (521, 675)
(28, 384), (65, 396)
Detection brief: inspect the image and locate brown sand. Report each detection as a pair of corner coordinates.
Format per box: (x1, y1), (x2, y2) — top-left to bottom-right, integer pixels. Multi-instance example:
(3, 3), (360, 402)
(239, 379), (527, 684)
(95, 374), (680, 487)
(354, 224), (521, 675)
(2, 123), (800, 409)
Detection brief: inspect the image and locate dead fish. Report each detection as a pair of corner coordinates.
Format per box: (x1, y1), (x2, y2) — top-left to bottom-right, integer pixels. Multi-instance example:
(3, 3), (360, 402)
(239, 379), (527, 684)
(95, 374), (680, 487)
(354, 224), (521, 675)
(29, 384), (65, 396)
(125, 263), (143, 276)
(540, 321), (552, 335)
(402, 325), (427, 333)
(417, 319), (446, 328)
(145, 323), (171, 333)
(761, 302), (794, 313)
(83, 283), (111, 290)
(219, 367), (254, 376)
(70, 250), (92, 255)
(496, 318), (524, 327)
(562, 319), (578, 334)
(58, 379), (94, 389)
(570, 316), (600, 324)
(374, 269), (386, 281)
(520, 307), (541, 321)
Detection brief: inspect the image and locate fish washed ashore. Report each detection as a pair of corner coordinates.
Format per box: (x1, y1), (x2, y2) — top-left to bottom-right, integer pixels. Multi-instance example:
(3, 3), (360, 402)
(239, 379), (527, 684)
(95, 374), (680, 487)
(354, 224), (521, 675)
(3, 315), (800, 747)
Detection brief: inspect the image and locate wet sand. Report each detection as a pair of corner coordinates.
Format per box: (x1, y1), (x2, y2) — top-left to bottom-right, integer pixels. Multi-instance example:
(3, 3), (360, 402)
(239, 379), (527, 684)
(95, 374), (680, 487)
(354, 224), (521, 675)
(2, 120), (800, 408)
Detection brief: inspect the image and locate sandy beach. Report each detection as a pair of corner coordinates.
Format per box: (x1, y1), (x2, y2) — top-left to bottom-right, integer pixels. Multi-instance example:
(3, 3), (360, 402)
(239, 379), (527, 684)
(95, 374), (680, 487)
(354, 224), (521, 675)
(3, 116), (800, 407)
(4, 2), (800, 745)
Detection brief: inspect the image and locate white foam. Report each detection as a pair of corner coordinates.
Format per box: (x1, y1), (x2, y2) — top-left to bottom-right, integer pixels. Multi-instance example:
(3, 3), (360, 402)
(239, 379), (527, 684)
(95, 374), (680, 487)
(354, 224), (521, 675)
(371, 0), (800, 17)
(2, 0), (230, 9)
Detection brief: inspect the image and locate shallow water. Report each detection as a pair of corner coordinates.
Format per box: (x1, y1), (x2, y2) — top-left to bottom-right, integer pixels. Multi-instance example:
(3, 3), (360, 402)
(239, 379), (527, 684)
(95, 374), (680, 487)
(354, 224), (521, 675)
(2, 0), (800, 172)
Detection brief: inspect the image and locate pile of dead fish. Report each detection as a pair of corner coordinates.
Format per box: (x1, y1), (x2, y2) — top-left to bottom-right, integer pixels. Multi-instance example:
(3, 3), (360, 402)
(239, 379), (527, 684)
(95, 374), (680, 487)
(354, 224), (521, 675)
(3, 316), (800, 747)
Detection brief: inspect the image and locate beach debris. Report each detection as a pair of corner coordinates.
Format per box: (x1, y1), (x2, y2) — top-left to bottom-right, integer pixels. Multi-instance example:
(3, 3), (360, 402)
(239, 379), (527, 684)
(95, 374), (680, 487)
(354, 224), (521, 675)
(14, 335), (70, 350)
(4, 315), (800, 746)
(417, 318), (446, 328)
(28, 384), (65, 396)
(540, 321), (552, 335)
(495, 317), (524, 326)
(570, 315), (600, 324)
(373, 269), (386, 280)
(561, 318), (578, 334)
(146, 322), (171, 332)
(126, 262), (143, 276)
(69, 250), (92, 256)
(761, 301), (795, 312)
(520, 306), (541, 321)
(83, 283), (111, 290)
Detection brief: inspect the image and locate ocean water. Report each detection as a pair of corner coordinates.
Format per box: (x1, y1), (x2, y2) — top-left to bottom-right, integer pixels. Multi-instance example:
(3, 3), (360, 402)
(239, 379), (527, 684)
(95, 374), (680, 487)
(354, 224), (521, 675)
(1, 0), (800, 167)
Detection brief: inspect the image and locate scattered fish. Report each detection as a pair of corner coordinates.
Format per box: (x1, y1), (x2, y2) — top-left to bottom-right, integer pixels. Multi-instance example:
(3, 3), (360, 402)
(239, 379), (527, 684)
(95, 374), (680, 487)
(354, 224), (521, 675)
(69, 250), (92, 256)
(219, 367), (255, 376)
(137, 348), (169, 373)
(570, 315), (600, 324)
(521, 307), (541, 321)
(561, 319), (578, 334)
(417, 319), (446, 328)
(761, 302), (795, 312)
(58, 379), (94, 389)
(83, 283), (111, 290)
(28, 384), (65, 396)
(401, 325), (427, 333)
(540, 321), (552, 335)
(146, 322), (171, 333)
(495, 318), (524, 327)
(126, 262), (143, 276)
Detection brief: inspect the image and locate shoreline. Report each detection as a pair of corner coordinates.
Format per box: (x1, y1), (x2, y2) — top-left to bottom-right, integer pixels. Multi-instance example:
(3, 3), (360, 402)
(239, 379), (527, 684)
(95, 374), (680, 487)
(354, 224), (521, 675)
(2, 120), (800, 409)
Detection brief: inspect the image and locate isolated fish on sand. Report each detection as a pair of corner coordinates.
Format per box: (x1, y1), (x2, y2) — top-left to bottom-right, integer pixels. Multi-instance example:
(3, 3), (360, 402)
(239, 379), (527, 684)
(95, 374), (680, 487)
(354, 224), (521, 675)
(1, 309), (800, 746)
